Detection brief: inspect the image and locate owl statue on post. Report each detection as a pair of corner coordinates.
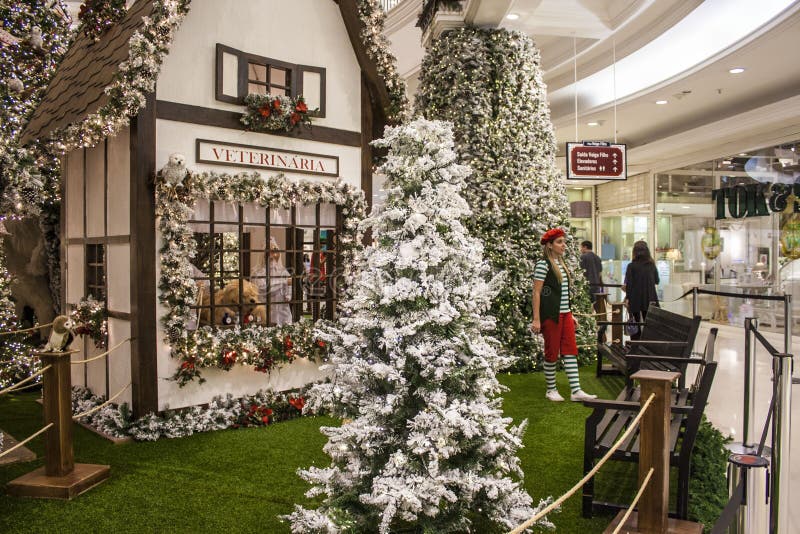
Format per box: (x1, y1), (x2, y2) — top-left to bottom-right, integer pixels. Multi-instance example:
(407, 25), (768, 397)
(43, 315), (75, 352)
(161, 153), (188, 187)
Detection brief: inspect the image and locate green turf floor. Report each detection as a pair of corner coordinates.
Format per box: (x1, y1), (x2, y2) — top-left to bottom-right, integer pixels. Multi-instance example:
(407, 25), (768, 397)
(0, 369), (626, 533)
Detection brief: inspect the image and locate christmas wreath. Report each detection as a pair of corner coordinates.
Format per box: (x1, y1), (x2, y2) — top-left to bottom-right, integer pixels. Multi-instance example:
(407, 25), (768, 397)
(240, 94), (314, 133)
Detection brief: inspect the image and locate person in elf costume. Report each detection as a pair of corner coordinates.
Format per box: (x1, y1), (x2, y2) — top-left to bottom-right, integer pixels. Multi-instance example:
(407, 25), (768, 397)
(531, 228), (597, 402)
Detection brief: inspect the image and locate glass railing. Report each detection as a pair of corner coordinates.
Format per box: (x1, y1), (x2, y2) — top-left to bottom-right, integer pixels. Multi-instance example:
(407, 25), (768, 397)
(380, 0), (403, 12)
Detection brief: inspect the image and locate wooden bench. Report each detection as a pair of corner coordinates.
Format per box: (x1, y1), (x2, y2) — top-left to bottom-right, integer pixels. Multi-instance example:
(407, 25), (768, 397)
(597, 305), (702, 389)
(582, 328), (718, 520)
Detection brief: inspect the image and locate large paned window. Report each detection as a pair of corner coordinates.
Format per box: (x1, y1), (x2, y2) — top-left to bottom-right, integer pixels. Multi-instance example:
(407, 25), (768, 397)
(188, 200), (340, 328)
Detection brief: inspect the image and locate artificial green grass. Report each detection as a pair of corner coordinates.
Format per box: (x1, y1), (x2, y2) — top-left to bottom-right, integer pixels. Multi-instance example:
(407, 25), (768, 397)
(1, 369), (624, 533)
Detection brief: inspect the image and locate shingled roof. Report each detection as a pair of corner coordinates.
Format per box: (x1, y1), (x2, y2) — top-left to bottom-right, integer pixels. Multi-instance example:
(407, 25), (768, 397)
(19, 0), (155, 145)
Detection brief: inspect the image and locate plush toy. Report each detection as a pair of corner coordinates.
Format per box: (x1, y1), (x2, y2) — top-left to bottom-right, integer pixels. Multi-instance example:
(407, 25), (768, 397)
(44, 315), (75, 352)
(198, 280), (264, 326)
(160, 153), (188, 187)
(27, 26), (44, 51)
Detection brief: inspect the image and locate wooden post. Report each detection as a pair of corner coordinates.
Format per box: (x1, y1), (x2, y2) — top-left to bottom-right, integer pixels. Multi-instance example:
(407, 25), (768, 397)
(6, 350), (110, 499)
(41, 351), (75, 476)
(634, 369), (680, 533)
(611, 302), (623, 343)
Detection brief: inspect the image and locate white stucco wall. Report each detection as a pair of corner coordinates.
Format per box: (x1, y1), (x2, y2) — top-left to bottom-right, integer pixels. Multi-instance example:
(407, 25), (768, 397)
(157, 0), (361, 133)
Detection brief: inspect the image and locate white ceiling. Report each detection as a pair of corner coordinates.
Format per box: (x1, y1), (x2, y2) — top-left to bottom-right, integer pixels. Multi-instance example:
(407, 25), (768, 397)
(383, 0), (800, 180)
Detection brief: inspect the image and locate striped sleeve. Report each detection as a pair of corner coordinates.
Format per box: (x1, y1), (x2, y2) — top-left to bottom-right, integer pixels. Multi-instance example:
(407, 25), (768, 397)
(533, 260), (548, 281)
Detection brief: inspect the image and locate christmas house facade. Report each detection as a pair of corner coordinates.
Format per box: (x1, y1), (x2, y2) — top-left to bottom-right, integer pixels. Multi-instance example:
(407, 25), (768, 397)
(20, 0), (403, 416)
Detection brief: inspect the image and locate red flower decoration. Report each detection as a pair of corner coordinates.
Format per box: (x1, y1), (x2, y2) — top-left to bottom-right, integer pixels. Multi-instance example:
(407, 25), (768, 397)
(290, 112), (300, 126)
(222, 350), (237, 366)
(284, 336), (293, 350)
(258, 104), (271, 118)
(316, 340), (326, 348)
(180, 360), (195, 370)
(295, 101), (308, 113)
(272, 98), (281, 110)
(289, 396), (305, 411)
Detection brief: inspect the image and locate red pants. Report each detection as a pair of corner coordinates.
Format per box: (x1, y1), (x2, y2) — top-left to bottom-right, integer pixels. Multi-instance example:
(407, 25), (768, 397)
(541, 312), (578, 363)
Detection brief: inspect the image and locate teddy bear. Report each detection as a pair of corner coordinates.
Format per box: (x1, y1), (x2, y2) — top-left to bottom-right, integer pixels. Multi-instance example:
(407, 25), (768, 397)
(198, 279), (266, 326)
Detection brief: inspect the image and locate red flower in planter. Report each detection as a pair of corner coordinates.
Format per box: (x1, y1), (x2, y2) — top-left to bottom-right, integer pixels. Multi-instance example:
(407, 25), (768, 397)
(222, 350), (237, 366)
(284, 336), (293, 349)
(290, 112), (300, 126)
(289, 396), (305, 411)
(295, 100), (308, 113)
(272, 98), (281, 111)
(258, 104), (271, 118)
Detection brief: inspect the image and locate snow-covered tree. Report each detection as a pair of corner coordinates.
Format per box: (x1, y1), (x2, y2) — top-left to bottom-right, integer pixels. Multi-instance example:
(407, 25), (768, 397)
(416, 27), (595, 370)
(289, 119), (548, 533)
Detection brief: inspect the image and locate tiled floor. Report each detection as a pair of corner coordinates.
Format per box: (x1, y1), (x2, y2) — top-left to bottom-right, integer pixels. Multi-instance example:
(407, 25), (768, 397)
(692, 322), (797, 532)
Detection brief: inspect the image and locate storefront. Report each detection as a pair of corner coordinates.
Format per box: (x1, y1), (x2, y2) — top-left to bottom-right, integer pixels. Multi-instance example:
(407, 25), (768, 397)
(594, 140), (800, 327)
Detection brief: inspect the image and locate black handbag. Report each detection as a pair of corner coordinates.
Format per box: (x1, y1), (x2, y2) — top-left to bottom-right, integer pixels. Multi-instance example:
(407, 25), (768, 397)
(625, 311), (640, 336)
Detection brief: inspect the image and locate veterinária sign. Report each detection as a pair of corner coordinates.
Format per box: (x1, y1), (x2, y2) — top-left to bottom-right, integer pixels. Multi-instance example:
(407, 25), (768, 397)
(196, 139), (339, 177)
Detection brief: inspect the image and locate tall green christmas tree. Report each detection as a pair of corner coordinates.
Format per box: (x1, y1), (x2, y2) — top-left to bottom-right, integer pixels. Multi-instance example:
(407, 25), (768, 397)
(0, 1), (72, 314)
(416, 27), (595, 370)
(289, 119), (548, 533)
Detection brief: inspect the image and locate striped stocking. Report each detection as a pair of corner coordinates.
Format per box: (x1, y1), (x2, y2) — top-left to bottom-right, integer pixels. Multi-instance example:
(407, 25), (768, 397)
(543, 361), (557, 391)
(563, 355), (581, 394)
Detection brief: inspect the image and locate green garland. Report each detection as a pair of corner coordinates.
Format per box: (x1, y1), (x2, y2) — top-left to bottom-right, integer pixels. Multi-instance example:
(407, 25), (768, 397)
(70, 295), (108, 348)
(156, 171), (366, 386)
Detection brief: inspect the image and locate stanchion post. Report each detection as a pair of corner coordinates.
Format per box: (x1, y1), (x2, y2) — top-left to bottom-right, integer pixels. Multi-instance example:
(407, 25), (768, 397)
(632, 369), (681, 533)
(40, 351), (74, 477)
(770, 353), (792, 533)
(692, 286), (699, 318)
(783, 294), (792, 359)
(743, 318), (758, 448)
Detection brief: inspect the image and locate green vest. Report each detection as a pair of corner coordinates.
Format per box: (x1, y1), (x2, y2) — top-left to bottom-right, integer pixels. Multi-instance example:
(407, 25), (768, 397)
(540, 260), (571, 324)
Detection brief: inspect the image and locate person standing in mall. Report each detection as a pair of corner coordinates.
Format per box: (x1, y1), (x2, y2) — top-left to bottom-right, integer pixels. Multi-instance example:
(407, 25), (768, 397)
(531, 228), (597, 402)
(579, 240), (603, 302)
(622, 240), (660, 339)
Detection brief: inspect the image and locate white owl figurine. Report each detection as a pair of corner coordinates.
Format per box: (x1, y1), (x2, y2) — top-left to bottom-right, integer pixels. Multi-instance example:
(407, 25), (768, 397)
(28, 26), (44, 51)
(161, 153), (188, 187)
(6, 76), (24, 93)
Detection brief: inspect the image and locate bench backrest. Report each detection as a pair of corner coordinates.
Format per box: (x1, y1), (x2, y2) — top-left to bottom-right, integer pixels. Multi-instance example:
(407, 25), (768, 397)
(639, 305), (701, 358)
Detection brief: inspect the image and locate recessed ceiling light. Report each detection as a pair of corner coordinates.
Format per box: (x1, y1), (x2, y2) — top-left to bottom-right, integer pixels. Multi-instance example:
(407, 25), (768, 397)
(587, 121), (600, 126)
(573, 187), (584, 190)
(655, 100), (668, 105)
(506, 13), (520, 20)
(681, 206), (691, 209)
(738, 153), (748, 156)
(722, 160), (732, 164)
(729, 67), (745, 74)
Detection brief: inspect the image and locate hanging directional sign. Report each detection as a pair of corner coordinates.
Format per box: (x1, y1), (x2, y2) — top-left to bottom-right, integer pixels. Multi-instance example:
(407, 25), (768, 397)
(566, 141), (627, 180)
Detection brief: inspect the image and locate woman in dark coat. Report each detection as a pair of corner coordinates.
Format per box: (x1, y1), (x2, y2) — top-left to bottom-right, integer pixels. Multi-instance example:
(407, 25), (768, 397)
(622, 241), (659, 339)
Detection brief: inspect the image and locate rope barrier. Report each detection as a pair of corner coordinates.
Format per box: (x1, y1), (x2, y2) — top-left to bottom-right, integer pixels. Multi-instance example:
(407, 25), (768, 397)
(611, 467), (654, 534)
(0, 423), (53, 460)
(0, 321), (54, 336)
(509, 392), (656, 533)
(72, 383), (131, 420)
(70, 338), (132, 365)
(0, 365), (52, 396)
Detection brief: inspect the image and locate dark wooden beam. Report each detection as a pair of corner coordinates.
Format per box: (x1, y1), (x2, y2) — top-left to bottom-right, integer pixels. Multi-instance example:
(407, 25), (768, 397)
(156, 101), (361, 147)
(129, 92), (158, 417)
(337, 0), (391, 129)
(361, 74), (374, 217)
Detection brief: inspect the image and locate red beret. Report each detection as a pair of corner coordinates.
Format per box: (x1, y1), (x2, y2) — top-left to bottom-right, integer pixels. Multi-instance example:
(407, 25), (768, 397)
(540, 228), (566, 244)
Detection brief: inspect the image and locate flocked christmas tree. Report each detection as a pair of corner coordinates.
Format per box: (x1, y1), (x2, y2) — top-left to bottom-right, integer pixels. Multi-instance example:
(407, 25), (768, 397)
(289, 119), (548, 533)
(416, 28), (595, 370)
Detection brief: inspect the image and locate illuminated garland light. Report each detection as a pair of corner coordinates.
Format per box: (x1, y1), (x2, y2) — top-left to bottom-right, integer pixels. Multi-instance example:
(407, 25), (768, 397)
(77, 0), (127, 42)
(70, 295), (108, 348)
(156, 169), (366, 387)
(416, 27), (597, 370)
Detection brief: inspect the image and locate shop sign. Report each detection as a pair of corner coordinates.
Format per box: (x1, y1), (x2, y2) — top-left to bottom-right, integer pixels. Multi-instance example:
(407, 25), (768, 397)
(566, 141), (627, 180)
(711, 183), (800, 219)
(196, 139), (339, 177)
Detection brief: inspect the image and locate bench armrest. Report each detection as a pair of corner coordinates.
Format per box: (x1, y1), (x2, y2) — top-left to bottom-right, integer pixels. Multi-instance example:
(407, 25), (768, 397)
(581, 398), (640, 410)
(582, 398), (695, 415)
(628, 340), (689, 347)
(625, 355), (706, 365)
